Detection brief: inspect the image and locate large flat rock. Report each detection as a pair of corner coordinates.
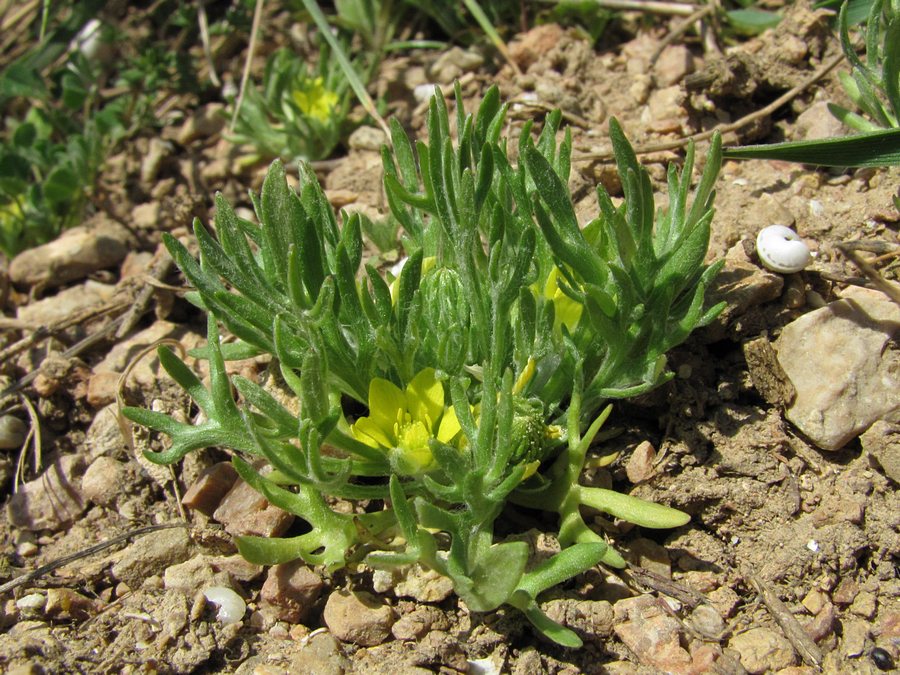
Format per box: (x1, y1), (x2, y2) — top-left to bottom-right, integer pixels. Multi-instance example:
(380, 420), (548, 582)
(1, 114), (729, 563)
(775, 287), (900, 450)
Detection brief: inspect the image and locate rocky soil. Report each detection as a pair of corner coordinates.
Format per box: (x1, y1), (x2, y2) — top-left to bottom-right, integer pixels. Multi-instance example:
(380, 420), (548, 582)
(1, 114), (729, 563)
(0, 2), (898, 674)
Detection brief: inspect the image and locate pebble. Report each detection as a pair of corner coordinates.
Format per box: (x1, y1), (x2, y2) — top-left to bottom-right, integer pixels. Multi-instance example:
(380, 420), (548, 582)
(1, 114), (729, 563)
(795, 101), (845, 140)
(0, 415), (27, 450)
(654, 45), (695, 86)
(110, 526), (192, 589)
(259, 561), (325, 623)
(84, 403), (127, 458)
(428, 47), (484, 84)
(860, 420), (900, 483)
(544, 598), (615, 645)
(508, 24), (565, 71)
(7, 455), (87, 531)
(8, 216), (133, 288)
(625, 441), (656, 483)
(775, 287), (900, 450)
(729, 627), (797, 674)
(81, 456), (127, 507)
(44, 588), (98, 621)
(625, 538), (671, 578)
(16, 280), (117, 326)
(322, 590), (395, 647)
(391, 606), (445, 641)
(392, 563), (454, 603)
(181, 461), (239, 516)
(213, 477), (294, 538)
(177, 103), (226, 145)
(163, 555), (231, 595)
(612, 595), (693, 673)
(702, 242), (784, 341)
(347, 126), (386, 152)
(841, 619), (870, 657)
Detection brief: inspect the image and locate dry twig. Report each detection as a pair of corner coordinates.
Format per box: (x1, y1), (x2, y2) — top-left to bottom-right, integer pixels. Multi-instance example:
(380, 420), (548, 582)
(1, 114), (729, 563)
(749, 575), (823, 668)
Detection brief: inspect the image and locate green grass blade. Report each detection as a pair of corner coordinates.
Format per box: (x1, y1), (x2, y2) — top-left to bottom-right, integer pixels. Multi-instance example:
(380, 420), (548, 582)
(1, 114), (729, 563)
(723, 128), (900, 167)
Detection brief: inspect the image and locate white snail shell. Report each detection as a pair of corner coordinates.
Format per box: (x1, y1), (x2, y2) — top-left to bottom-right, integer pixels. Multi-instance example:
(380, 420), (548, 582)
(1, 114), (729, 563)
(203, 586), (246, 624)
(756, 225), (812, 274)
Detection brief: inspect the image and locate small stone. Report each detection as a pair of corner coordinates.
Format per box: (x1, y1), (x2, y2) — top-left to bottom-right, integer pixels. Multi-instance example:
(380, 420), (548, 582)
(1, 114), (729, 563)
(164, 555), (231, 595)
(347, 126), (386, 152)
(393, 563), (454, 603)
(703, 242), (784, 341)
(16, 280), (117, 326)
(213, 477), (294, 538)
(259, 561), (324, 623)
(841, 619), (870, 657)
(84, 403), (127, 457)
(613, 595), (692, 673)
(7, 455), (87, 531)
(8, 216), (133, 288)
(831, 578), (859, 605)
(544, 598), (615, 645)
(654, 45), (695, 86)
(509, 24), (565, 71)
(428, 47), (484, 84)
(177, 103), (226, 145)
(182, 462), (239, 516)
(391, 606), (445, 641)
(688, 604), (725, 638)
(131, 202), (161, 230)
(141, 137), (173, 185)
(626, 538), (671, 578)
(729, 627), (797, 674)
(287, 632), (351, 674)
(776, 287), (900, 450)
(804, 602), (835, 642)
(850, 591), (877, 619)
(44, 588), (99, 621)
(646, 85), (686, 124)
(16, 593), (46, 613)
(322, 590), (395, 647)
(796, 101), (845, 140)
(0, 415), (27, 450)
(81, 457), (127, 507)
(625, 441), (656, 484)
(860, 420), (900, 483)
(111, 526), (192, 589)
(801, 588), (827, 615)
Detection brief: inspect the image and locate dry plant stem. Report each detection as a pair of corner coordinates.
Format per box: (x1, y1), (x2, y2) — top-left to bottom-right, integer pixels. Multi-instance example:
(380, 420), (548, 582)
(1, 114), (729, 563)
(649, 4), (716, 66)
(575, 52), (845, 162)
(836, 242), (900, 306)
(749, 575), (824, 668)
(13, 394), (41, 493)
(196, 0), (221, 88)
(626, 563), (706, 609)
(230, 0), (265, 131)
(116, 246), (175, 339)
(0, 523), (189, 595)
(591, 0), (699, 16)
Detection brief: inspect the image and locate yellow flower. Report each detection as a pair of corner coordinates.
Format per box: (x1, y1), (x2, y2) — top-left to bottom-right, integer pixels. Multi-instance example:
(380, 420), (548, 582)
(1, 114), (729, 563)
(351, 368), (461, 475)
(542, 267), (583, 333)
(292, 77), (339, 123)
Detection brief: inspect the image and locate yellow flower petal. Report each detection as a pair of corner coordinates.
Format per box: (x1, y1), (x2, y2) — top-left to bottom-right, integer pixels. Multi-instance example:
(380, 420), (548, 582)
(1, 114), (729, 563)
(367, 377), (407, 438)
(351, 416), (392, 449)
(406, 368), (443, 432)
(394, 420), (435, 474)
(436, 406), (461, 444)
